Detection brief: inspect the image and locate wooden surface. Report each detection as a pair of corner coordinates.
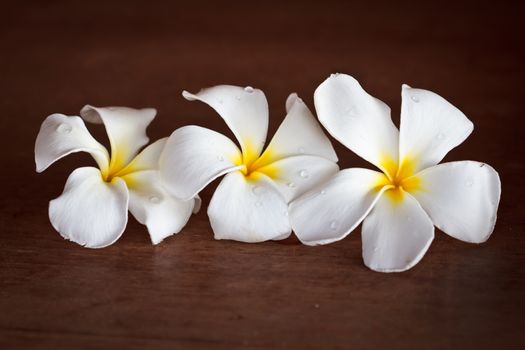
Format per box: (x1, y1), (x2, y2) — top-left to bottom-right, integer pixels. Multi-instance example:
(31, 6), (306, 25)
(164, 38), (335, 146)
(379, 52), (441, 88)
(1, 1), (524, 349)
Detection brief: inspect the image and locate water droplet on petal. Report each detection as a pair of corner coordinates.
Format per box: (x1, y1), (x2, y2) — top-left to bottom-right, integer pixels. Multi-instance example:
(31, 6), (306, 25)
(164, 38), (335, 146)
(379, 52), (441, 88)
(465, 179), (474, 187)
(56, 123), (72, 134)
(373, 246), (379, 252)
(436, 132), (446, 140)
(244, 86), (254, 93)
(235, 95), (241, 100)
(254, 201), (262, 207)
(283, 211), (289, 217)
(411, 95), (419, 103)
(149, 196), (161, 203)
(298, 147), (305, 154)
(299, 169), (309, 179)
(252, 185), (263, 196)
(320, 190), (326, 195)
(329, 220), (338, 230)
(217, 155), (224, 162)
(287, 182), (296, 188)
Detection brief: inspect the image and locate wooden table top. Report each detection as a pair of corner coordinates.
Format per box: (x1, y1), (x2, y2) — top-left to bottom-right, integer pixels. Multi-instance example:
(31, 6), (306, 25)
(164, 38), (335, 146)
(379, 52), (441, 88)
(1, 1), (523, 349)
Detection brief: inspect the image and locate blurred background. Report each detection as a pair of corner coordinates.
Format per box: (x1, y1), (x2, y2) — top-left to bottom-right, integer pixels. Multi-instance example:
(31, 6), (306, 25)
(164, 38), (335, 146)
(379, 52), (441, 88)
(1, 1), (523, 349)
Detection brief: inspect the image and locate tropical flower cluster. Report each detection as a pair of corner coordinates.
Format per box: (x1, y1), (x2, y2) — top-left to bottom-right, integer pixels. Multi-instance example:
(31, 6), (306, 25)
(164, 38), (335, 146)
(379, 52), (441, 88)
(35, 74), (501, 272)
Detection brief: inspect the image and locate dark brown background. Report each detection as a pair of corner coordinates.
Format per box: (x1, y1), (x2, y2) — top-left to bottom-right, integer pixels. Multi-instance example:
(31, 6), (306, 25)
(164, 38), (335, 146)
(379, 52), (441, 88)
(1, 0), (524, 349)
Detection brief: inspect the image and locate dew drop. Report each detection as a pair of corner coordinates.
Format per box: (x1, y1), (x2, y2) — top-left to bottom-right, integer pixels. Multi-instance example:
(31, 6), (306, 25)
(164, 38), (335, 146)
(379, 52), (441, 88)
(244, 86), (254, 93)
(235, 95), (241, 100)
(287, 182), (296, 188)
(283, 211), (289, 217)
(299, 169), (309, 179)
(254, 201), (262, 207)
(411, 95), (419, 103)
(252, 185), (263, 196)
(373, 246), (379, 252)
(56, 123), (72, 134)
(320, 190), (326, 195)
(298, 147), (305, 154)
(436, 132), (446, 140)
(149, 196), (161, 203)
(329, 220), (338, 230)
(465, 179), (474, 187)
(217, 155), (225, 162)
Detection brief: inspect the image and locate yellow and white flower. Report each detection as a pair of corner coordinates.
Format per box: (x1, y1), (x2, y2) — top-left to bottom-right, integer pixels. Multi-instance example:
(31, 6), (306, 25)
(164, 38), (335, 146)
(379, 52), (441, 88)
(35, 105), (200, 248)
(159, 85), (339, 242)
(289, 74), (501, 272)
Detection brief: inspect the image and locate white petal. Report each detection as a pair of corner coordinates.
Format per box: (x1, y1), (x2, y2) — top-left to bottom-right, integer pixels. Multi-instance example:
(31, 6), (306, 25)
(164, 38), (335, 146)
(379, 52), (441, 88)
(253, 93), (338, 167)
(117, 137), (167, 176)
(314, 74), (399, 176)
(256, 155), (339, 203)
(49, 167), (129, 248)
(411, 161), (501, 243)
(123, 170), (195, 245)
(183, 85), (268, 161)
(80, 105), (156, 173)
(159, 126), (243, 200)
(193, 195), (202, 214)
(362, 192), (434, 272)
(35, 114), (109, 173)
(399, 85), (474, 173)
(208, 171), (291, 242)
(289, 168), (388, 245)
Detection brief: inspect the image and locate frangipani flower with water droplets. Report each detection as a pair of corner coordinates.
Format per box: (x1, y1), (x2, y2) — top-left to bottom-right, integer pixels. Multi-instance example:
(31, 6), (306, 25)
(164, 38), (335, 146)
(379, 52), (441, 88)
(160, 85), (339, 242)
(289, 74), (501, 272)
(35, 105), (200, 248)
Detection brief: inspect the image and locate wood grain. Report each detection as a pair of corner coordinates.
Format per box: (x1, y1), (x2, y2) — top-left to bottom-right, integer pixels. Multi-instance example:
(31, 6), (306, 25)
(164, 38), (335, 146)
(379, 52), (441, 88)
(1, 1), (523, 349)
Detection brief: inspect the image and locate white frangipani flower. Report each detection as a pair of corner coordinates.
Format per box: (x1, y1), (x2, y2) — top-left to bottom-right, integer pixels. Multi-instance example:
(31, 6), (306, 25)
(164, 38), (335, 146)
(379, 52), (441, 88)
(290, 74), (501, 272)
(35, 105), (200, 248)
(160, 85), (339, 242)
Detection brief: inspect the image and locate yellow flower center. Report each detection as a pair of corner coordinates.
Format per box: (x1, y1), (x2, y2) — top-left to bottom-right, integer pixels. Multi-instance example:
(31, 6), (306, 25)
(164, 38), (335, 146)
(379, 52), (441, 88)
(375, 154), (423, 203)
(101, 152), (127, 181)
(99, 145), (139, 184)
(232, 141), (280, 181)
